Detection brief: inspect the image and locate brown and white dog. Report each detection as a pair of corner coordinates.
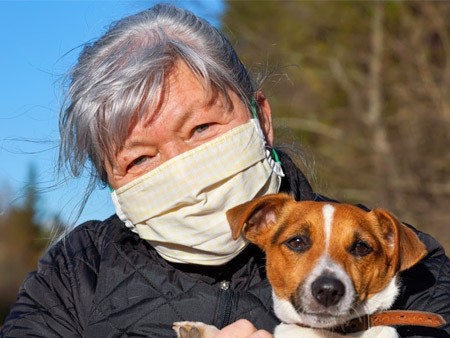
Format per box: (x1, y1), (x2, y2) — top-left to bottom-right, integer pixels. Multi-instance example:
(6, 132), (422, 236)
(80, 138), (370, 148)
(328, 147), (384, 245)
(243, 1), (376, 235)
(174, 193), (433, 338)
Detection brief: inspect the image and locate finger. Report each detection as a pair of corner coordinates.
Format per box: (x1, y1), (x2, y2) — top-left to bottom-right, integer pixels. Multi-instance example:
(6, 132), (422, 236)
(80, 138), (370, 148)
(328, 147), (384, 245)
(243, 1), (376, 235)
(249, 329), (274, 338)
(215, 319), (257, 337)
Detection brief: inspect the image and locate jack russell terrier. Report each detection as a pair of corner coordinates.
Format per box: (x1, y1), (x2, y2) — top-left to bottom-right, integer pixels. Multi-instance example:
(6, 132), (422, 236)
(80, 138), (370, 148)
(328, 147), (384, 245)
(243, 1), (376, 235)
(174, 193), (444, 338)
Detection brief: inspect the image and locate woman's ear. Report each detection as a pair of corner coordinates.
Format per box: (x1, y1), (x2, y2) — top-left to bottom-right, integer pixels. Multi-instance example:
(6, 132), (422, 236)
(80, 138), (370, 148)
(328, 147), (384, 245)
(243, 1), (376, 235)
(255, 91), (274, 146)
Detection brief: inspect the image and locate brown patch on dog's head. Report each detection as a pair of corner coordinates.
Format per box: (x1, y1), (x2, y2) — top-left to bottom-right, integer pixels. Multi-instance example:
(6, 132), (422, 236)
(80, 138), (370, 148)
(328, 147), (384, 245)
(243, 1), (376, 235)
(227, 193), (292, 246)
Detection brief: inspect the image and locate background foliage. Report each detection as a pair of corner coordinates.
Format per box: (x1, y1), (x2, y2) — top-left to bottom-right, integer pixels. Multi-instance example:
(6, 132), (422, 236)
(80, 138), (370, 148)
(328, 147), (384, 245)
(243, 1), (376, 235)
(223, 0), (450, 250)
(1, 0), (449, 325)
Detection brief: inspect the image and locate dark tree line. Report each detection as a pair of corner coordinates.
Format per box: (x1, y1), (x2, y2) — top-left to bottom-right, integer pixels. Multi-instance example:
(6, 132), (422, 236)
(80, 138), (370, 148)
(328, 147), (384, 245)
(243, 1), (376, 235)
(0, 166), (64, 324)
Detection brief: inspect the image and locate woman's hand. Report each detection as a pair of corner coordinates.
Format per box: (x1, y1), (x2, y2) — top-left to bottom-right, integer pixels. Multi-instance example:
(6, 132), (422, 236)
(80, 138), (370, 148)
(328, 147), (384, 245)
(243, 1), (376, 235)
(173, 319), (273, 338)
(216, 319), (274, 338)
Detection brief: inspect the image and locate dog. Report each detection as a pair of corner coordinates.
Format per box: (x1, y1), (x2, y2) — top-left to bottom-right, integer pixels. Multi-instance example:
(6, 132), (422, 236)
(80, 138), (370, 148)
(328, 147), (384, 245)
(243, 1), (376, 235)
(174, 193), (438, 338)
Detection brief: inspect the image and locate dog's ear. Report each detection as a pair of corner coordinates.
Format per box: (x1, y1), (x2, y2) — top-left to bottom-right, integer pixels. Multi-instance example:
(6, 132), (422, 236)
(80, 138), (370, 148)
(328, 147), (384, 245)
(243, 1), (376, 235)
(372, 208), (427, 271)
(226, 193), (292, 246)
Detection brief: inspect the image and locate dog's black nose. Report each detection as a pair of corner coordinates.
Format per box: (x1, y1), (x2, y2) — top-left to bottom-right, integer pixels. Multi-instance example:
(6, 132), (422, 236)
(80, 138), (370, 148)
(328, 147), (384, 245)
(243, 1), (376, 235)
(311, 276), (345, 307)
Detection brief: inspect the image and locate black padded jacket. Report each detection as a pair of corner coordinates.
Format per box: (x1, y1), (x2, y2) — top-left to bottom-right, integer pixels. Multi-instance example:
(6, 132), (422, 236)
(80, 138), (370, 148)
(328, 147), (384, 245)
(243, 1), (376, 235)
(1, 153), (450, 337)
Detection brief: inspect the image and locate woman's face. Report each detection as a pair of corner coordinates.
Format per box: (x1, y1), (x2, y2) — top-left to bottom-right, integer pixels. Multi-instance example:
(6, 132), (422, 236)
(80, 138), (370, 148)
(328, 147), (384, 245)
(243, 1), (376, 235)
(106, 61), (273, 189)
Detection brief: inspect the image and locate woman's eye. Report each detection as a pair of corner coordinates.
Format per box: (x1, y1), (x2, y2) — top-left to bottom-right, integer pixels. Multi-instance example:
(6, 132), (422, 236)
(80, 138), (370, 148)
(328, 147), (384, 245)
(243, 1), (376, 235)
(194, 123), (210, 133)
(127, 155), (149, 170)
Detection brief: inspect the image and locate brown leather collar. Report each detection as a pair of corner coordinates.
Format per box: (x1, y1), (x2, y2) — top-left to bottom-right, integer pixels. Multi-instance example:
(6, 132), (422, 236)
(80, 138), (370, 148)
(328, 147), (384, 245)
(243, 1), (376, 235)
(332, 310), (446, 334)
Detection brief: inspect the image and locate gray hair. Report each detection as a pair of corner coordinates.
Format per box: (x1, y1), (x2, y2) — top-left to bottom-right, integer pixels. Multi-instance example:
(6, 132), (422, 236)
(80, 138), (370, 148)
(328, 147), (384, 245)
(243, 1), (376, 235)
(59, 3), (258, 187)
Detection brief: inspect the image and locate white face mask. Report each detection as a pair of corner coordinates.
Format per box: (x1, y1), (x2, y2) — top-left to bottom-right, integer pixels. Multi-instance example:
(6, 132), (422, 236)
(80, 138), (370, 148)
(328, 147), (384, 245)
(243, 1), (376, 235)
(111, 119), (283, 265)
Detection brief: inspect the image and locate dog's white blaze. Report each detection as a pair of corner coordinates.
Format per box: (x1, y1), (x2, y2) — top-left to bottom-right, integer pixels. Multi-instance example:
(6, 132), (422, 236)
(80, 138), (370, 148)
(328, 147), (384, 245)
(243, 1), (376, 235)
(322, 204), (335, 253)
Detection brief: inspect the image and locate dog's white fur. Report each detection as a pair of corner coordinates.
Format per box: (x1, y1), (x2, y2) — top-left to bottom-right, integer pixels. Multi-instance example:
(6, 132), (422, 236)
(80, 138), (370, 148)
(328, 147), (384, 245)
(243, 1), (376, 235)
(323, 204), (335, 251)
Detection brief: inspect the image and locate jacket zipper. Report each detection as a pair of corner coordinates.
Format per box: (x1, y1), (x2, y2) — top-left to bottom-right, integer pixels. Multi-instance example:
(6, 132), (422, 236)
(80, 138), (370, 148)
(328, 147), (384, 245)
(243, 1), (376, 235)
(216, 280), (233, 328)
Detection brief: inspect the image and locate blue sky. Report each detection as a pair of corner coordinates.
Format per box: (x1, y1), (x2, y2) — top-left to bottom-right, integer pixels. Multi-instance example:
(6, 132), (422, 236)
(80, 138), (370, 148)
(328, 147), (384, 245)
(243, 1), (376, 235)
(0, 1), (224, 226)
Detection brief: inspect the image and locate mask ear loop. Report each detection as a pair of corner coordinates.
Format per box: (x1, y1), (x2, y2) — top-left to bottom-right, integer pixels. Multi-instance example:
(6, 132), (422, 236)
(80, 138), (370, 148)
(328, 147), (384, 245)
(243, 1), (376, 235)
(250, 99), (284, 177)
(110, 187), (138, 232)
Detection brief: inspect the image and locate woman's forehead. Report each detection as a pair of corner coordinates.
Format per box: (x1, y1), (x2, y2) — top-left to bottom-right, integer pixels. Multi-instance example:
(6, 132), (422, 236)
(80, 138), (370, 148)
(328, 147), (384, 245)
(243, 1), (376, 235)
(136, 61), (234, 128)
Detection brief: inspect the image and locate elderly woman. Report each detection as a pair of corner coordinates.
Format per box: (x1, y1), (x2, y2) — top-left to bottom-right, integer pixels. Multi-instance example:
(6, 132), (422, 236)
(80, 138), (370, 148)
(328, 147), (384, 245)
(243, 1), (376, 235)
(1, 4), (449, 338)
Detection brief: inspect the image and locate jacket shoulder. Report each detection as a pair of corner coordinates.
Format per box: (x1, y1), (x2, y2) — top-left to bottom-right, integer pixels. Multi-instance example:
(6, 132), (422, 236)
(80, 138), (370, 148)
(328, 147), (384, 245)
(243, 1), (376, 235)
(41, 215), (121, 270)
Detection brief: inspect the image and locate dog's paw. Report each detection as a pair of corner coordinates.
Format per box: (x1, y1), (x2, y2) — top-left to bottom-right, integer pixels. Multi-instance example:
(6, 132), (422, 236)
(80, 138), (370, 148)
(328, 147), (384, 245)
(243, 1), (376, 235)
(173, 322), (202, 338)
(173, 321), (220, 338)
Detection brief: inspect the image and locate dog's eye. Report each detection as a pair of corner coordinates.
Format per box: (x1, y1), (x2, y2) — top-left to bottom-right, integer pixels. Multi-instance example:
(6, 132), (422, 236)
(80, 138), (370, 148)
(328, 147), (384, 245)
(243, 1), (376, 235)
(349, 240), (373, 257)
(284, 235), (311, 252)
